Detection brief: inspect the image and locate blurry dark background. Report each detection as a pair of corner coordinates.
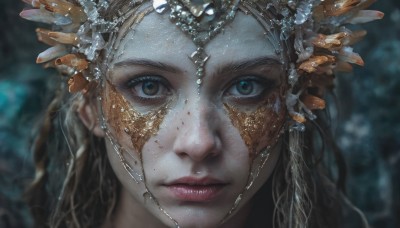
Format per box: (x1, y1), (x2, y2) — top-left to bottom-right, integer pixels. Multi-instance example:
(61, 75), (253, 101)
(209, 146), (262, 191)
(0, 0), (399, 227)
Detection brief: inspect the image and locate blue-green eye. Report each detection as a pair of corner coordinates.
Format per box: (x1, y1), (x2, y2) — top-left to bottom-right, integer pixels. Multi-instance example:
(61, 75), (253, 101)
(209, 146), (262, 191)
(126, 76), (171, 100)
(226, 78), (266, 98)
(236, 80), (253, 95)
(142, 81), (159, 96)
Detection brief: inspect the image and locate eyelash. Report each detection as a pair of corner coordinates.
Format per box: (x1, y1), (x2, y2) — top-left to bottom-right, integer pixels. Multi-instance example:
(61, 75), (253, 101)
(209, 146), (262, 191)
(119, 74), (277, 106)
(123, 75), (171, 104)
(224, 76), (276, 103)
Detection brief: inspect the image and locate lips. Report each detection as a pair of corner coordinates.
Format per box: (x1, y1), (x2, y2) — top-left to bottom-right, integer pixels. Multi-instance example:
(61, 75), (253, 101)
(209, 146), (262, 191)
(163, 177), (228, 202)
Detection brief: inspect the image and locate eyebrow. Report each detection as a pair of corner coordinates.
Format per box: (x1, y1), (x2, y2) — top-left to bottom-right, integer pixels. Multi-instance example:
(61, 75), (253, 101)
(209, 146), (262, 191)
(113, 56), (282, 76)
(114, 58), (180, 73)
(215, 56), (283, 76)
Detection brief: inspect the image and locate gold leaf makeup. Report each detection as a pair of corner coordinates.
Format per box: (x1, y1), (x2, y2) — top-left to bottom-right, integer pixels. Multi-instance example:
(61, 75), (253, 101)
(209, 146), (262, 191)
(102, 81), (169, 153)
(224, 92), (286, 158)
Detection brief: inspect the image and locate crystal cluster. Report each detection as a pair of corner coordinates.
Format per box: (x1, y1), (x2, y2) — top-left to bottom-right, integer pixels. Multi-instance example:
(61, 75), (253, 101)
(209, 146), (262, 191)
(266, 0), (383, 127)
(20, 0), (116, 93)
(20, 0), (384, 126)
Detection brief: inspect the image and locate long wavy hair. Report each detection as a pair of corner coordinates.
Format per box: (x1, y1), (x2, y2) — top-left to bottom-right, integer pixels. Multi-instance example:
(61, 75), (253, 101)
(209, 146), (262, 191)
(25, 0), (363, 227)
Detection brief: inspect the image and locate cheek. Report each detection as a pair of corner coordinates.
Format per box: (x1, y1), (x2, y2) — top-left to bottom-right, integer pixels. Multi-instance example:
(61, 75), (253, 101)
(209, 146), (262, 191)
(102, 83), (168, 153)
(224, 92), (286, 158)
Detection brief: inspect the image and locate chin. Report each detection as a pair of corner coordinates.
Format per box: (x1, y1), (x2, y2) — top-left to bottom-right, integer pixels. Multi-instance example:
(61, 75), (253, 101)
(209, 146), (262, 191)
(157, 204), (244, 228)
(172, 218), (221, 228)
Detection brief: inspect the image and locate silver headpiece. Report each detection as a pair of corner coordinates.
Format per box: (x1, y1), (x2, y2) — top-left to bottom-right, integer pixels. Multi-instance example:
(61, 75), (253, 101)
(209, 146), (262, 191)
(20, 0), (383, 126)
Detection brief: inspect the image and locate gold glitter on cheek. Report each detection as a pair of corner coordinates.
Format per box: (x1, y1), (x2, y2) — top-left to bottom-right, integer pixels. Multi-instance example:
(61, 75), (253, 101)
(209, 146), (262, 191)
(102, 82), (168, 153)
(224, 92), (286, 158)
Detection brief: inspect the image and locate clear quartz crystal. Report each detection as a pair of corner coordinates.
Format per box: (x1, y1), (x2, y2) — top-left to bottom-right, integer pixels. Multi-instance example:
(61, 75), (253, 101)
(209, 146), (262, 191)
(77, 23), (90, 40)
(93, 67), (102, 80)
(288, 64), (298, 85)
(98, 0), (110, 10)
(294, 1), (313, 25)
(85, 44), (96, 61)
(73, 0), (117, 80)
(85, 33), (105, 60)
(290, 122), (305, 132)
(280, 15), (294, 40)
(54, 14), (72, 26)
(79, 0), (99, 21)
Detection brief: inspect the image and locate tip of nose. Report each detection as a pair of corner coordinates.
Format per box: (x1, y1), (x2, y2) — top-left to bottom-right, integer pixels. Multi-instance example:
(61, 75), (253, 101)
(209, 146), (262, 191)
(172, 104), (222, 162)
(173, 133), (221, 162)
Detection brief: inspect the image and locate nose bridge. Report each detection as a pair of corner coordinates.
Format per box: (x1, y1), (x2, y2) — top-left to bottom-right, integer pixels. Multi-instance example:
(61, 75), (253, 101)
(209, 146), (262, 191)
(173, 97), (221, 161)
(186, 98), (212, 131)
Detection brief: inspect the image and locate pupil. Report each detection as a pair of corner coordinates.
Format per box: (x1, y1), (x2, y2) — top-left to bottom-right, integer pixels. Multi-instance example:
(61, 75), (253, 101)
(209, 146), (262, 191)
(236, 80), (253, 95)
(142, 81), (159, 95)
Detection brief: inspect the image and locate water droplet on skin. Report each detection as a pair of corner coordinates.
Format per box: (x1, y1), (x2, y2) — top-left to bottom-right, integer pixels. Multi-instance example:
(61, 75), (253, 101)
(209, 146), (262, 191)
(143, 191), (153, 204)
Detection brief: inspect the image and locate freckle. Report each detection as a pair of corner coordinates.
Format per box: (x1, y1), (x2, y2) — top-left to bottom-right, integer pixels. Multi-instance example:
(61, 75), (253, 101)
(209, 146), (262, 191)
(182, 121), (184, 125)
(187, 111), (190, 115)
(184, 99), (188, 104)
(134, 161), (138, 165)
(177, 127), (179, 130)
(154, 140), (158, 143)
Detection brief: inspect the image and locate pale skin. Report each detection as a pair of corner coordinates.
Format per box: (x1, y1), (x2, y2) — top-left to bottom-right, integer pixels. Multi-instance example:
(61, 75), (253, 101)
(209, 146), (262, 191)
(79, 10), (287, 228)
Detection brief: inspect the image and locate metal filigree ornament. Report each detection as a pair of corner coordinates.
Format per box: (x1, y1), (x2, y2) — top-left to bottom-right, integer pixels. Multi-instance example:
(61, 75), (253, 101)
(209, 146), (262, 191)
(153, 0), (240, 88)
(19, 0), (384, 226)
(20, 0), (384, 126)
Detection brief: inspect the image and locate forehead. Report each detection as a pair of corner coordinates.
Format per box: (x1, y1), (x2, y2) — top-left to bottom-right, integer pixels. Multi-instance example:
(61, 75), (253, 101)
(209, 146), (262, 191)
(112, 10), (279, 69)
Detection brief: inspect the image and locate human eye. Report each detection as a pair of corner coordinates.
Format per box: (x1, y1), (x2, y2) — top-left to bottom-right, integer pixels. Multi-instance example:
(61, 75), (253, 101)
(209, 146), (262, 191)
(224, 76), (276, 104)
(122, 75), (172, 105)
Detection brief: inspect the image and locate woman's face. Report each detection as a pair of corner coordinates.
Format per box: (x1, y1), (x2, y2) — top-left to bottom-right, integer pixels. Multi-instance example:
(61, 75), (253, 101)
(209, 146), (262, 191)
(101, 10), (286, 227)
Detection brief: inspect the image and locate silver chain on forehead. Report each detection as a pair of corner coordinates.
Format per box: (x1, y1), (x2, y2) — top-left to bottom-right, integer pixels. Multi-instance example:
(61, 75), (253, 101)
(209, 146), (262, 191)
(153, 0), (240, 87)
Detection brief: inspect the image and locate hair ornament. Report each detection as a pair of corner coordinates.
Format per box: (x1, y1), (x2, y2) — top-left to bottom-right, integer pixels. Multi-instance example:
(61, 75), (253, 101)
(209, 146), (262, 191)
(20, 0), (115, 92)
(20, 0), (383, 127)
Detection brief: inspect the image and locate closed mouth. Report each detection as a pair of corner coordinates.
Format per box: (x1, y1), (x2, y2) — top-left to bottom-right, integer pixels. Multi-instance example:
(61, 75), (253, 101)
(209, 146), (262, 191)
(163, 176), (228, 202)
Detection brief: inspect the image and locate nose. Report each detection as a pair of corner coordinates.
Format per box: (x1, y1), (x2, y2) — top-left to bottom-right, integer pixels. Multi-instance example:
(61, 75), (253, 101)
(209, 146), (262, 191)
(172, 99), (222, 162)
